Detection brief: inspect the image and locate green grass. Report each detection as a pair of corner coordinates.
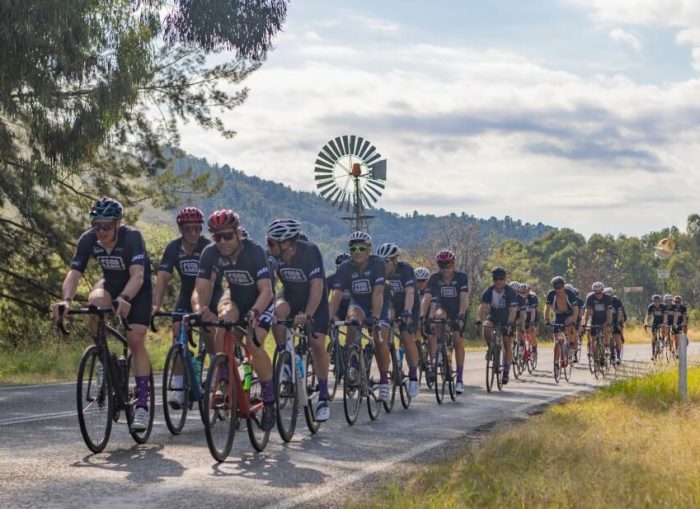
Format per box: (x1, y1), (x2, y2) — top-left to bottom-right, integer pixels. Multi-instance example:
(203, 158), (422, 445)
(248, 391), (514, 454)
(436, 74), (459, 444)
(353, 367), (700, 509)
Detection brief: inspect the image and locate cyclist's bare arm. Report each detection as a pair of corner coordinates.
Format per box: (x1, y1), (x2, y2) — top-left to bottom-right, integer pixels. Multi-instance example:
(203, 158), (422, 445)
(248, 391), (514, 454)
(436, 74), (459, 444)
(543, 303), (552, 323)
(477, 303), (488, 321)
(459, 291), (469, 318)
(328, 288), (342, 319)
(153, 269), (172, 311)
(191, 274), (215, 315)
(404, 286), (415, 315)
(370, 284), (384, 319)
(304, 278), (324, 317)
(54, 269), (82, 319)
(251, 278), (274, 315)
(420, 292), (432, 318)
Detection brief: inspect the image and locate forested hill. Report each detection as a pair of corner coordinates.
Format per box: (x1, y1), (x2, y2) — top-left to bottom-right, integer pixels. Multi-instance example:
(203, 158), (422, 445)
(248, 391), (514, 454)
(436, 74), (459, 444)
(142, 154), (553, 253)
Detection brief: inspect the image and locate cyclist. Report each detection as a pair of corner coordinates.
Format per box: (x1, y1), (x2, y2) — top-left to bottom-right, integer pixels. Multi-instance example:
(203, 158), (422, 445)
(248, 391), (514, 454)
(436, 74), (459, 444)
(521, 283), (539, 356)
(662, 294), (674, 344)
(192, 210), (276, 431)
(510, 281), (526, 348)
(419, 250), (469, 393)
(52, 197), (153, 432)
(668, 294), (688, 356)
(378, 243), (420, 398)
(581, 282), (613, 364)
(605, 287), (625, 364)
(326, 253), (351, 322)
(543, 276), (579, 368)
(644, 294), (667, 359)
(152, 207), (224, 409)
(570, 286), (585, 362)
(267, 218), (331, 421)
(476, 267), (518, 385)
(329, 231), (391, 401)
(674, 295), (689, 336)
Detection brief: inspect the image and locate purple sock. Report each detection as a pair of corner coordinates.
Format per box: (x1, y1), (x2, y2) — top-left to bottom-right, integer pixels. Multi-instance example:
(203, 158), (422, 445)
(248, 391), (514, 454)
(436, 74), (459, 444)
(456, 365), (464, 383)
(276, 344), (286, 353)
(318, 378), (328, 400)
(380, 371), (389, 384)
(409, 366), (417, 381)
(136, 376), (149, 408)
(261, 380), (274, 403)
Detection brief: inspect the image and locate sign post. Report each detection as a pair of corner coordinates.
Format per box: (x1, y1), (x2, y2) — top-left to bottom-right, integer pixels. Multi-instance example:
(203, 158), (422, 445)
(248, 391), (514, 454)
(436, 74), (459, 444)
(657, 269), (670, 279)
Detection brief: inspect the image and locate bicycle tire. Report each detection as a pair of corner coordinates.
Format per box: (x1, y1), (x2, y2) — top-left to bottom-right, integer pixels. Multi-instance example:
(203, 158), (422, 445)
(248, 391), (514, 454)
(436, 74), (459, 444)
(511, 340), (520, 380)
(399, 352), (411, 409)
(162, 344), (189, 435)
(495, 343), (503, 391)
(274, 350), (298, 443)
(327, 333), (340, 401)
(343, 346), (362, 425)
(203, 354), (237, 462)
(247, 376), (271, 452)
(127, 355), (155, 444)
(76, 345), (113, 453)
(435, 347), (446, 404)
(445, 345), (456, 401)
(665, 339), (673, 364)
(485, 344), (495, 393)
(383, 343), (397, 413)
(303, 353), (321, 434)
(564, 348), (573, 381)
(366, 345), (381, 421)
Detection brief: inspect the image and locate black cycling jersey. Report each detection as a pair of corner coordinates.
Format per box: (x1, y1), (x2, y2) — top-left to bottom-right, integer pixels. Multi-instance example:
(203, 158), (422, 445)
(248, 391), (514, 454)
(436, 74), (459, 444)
(647, 303), (666, 326)
(546, 289), (578, 315)
(276, 240), (326, 309)
(387, 261), (415, 313)
(327, 272), (351, 319)
(425, 271), (468, 317)
(611, 296), (626, 324)
(585, 292), (613, 325)
(198, 239), (271, 313)
(481, 285), (518, 323)
(516, 294), (526, 319)
(674, 304), (688, 327)
(71, 225), (151, 285)
(332, 255), (386, 314)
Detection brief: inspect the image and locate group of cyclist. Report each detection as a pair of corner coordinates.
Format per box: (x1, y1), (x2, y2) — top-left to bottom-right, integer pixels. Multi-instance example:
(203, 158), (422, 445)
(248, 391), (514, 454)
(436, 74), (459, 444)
(52, 197), (692, 435)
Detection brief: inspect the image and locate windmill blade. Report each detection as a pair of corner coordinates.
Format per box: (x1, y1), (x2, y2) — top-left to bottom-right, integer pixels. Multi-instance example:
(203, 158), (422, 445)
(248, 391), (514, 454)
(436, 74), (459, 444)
(318, 148), (337, 167)
(341, 135), (350, 156)
(362, 189), (379, 207)
(365, 151), (383, 166)
(370, 159), (387, 181)
(332, 190), (347, 209)
(333, 136), (347, 156)
(324, 187), (342, 204)
(360, 190), (373, 209)
(363, 183), (382, 202)
(317, 180), (337, 195)
(349, 135), (357, 155)
(365, 181), (385, 200)
(327, 138), (343, 160)
(362, 145), (377, 163)
(315, 155), (335, 170)
(357, 139), (371, 160)
(367, 178), (386, 190)
(314, 171), (334, 180)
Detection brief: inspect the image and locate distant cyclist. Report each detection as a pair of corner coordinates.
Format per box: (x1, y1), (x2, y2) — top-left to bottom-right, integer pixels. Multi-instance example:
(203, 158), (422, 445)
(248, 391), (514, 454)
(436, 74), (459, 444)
(521, 283), (539, 355)
(267, 218), (332, 422)
(581, 282), (613, 363)
(544, 276), (579, 366)
(476, 267), (518, 385)
(326, 253), (351, 322)
(152, 207), (224, 409)
(644, 294), (667, 359)
(420, 250), (469, 394)
(605, 287), (625, 364)
(378, 243), (420, 398)
(192, 210), (276, 431)
(52, 197), (153, 432)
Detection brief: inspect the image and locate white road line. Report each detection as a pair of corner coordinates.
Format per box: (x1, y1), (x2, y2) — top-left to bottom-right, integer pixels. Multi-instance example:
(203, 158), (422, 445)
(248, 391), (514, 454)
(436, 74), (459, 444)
(0, 410), (76, 426)
(0, 381), (74, 391)
(260, 438), (445, 509)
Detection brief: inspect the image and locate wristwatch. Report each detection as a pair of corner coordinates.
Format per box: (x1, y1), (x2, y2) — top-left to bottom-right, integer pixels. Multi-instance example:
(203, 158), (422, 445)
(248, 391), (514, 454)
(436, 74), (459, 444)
(119, 294), (131, 303)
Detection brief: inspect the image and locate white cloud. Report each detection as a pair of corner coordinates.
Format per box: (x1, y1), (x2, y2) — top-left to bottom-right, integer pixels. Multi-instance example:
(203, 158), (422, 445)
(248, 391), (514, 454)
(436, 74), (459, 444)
(609, 28), (642, 51)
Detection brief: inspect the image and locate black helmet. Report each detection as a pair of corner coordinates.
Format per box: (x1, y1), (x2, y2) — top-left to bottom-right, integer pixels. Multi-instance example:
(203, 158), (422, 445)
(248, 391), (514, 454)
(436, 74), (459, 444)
(89, 197), (123, 220)
(491, 267), (506, 279)
(551, 276), (566, 288)
(335, 253), (351, 266)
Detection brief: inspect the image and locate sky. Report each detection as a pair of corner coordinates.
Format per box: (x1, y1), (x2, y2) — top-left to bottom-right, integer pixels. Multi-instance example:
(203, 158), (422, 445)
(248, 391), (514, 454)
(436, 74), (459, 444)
(179, 0), (700, 238)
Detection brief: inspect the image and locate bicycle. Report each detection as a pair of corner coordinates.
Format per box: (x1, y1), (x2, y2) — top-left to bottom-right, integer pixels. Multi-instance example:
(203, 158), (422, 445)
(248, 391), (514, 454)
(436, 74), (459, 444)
(195, 317), (271, 462)
(646, 324), (669, 364)
(57, 304), (155, 453)
(332, 320), (382, 425)
(151, 311), (207, 435)
(586, 324), (610, 380)
(417, 322), (434, 390)
(326, 325), (347, 401)
(547, 322), (574, 383)
(427, 318), (457, 404)
(522, 327), (537, 373)
(511, 329), (525, 380)
(481, 323), (507, 393)
(274, 319), (322, 442)
(386, 319), (413, 411)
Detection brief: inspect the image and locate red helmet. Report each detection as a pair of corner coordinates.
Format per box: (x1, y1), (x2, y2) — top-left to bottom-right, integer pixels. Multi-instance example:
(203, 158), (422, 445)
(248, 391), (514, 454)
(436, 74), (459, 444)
(176, 206), (204, 225)
(207, 209), (239, 232)
(436, 249), (456, 264)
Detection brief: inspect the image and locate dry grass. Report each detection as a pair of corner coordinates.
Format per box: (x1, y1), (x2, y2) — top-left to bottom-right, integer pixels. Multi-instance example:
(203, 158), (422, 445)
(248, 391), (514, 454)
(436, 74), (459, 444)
(355, 368), (700, 509)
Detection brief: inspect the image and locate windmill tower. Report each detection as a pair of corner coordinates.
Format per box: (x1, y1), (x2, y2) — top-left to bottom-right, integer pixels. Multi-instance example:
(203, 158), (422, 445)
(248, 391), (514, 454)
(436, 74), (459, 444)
(313, 135), (387, 233)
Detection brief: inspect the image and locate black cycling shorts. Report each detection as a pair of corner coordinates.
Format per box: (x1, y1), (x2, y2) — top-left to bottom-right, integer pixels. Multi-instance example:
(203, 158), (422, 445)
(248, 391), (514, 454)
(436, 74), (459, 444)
(104, 279), (152, 327)
(289, 300), (330, 336)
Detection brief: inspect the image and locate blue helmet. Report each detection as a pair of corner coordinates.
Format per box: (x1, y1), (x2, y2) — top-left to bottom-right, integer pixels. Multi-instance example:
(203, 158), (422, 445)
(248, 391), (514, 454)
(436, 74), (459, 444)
(89, 197), (123, 220)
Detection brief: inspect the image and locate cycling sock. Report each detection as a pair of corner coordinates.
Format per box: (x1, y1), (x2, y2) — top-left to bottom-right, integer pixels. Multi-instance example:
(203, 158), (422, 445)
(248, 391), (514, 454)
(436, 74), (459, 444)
(408, 366), (417, 380)
(261, 380), (274, 403)
(318, 378), (328, 400)
(380, 371), (389, 384)
(532, 345), (537, 353)
(173, 374), (183, 389)
(503, 363), (510, 376)
(456, 364), (464, 383)
(276, 343), (286, 353)
(616, 347), (622, 359)
(135, 376), (149, 408)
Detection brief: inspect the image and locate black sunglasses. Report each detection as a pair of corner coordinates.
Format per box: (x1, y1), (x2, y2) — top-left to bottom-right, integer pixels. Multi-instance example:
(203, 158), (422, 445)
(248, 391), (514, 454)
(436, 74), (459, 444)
(213, 231), (236, 242)
(92, 222), (115, 232)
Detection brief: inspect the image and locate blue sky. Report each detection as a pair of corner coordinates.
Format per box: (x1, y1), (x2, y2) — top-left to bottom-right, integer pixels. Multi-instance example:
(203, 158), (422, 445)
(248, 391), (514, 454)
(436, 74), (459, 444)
(180, 0), (700, 237)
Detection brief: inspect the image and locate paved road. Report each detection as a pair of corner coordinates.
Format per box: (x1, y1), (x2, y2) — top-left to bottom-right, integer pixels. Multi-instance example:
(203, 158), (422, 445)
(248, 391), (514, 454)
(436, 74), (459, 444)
(1, 342), (696, 508)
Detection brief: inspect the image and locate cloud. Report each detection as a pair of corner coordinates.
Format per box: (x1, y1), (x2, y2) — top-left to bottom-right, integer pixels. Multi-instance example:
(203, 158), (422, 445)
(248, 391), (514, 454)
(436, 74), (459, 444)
(609, 28), (642, 51)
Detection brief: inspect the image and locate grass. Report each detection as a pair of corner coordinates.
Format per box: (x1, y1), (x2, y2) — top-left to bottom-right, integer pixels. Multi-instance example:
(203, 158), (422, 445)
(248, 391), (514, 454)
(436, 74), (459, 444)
(354, 367), (700, 509)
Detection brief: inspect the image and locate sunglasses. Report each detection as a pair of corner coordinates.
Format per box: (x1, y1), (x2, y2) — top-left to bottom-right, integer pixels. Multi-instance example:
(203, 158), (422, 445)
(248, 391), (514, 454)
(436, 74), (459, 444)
(493, 277), (505, 281)
(417, 278), (428, 283)
(349, 245), (369, 253)
(553, 285), (564, 290)
(213, 231), (236, 242)
(181, 224), (202, 234)
(92, 222), (115, 232)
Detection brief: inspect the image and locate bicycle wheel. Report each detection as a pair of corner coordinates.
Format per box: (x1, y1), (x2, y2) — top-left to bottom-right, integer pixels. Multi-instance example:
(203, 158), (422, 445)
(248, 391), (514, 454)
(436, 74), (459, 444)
(343, 346), (362, 425)
(303, 352), (321, 434)
(162, 344), (189, 435)
(366, 345), (381, 421)
(383, 344), (397, 413)
(511, 340), (520, 380)
(127, 355), (155, 444)
(203, 354), (237, 462)
(665, 339), (673, 364)
(445, 345), (456, 401)
(494, 343), (503, 391)
(435, 347), (446, 404)
(564, 348), (573, 382)
(485, 344), (495, 393)
(326, 333), (340, 401)
(274, 350), (298, 442)
(553, 344), (561, 383)
(247, 376), (271, 452)
(76, 346), (113, 453)
(399, 353), (411, 409)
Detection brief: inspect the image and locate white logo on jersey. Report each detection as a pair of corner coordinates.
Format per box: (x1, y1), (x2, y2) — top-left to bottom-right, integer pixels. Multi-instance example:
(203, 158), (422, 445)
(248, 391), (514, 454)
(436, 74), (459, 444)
(441, 286), (458, 298)
(97, 256), (126, 271)
(280, 267), (307, 283)
(180, 260), (199, 276)
(224, 269), (254, 286)
(131, 254), (145, 263)
(593, 303), (606, 312)
(352, 279), (372, 294)
(390, 280), (404, 293)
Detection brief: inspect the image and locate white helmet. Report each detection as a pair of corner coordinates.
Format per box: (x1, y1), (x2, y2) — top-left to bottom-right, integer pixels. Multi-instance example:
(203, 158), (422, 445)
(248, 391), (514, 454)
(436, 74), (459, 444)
(509, 281), (520, 290)
(414, 267), (430, 280)
(591, 281), (605, 292)
(564, 283), (574, 291)
(348, 231), (371, 245)
(518, 283), (529, 291)
(377, 242), (400, 260)
(266, 218), (301, 241)
(663, 294), (672, 302)
(604, 287), (613, 296)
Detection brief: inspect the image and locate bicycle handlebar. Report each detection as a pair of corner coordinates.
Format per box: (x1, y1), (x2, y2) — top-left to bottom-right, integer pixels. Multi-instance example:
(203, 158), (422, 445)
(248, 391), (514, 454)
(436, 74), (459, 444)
(149, 310), (189, 333)
(56, 303), (130, 336)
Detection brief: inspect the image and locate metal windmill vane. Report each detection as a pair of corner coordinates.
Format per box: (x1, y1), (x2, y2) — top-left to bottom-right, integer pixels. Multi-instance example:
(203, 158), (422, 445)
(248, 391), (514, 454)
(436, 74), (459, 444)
(314, 135), (387, 232)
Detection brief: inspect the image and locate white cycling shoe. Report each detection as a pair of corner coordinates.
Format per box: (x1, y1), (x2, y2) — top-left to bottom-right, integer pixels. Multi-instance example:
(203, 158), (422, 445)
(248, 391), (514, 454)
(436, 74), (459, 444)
(408, 380), (419, 398)
(455, 382), (465, 394)
(131, 407), (149, 432)
(377, 383), (390, 401)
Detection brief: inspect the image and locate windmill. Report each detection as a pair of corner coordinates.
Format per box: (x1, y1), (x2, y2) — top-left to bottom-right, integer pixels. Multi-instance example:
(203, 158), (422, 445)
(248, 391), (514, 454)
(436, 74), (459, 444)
(314, 135), (387, 233)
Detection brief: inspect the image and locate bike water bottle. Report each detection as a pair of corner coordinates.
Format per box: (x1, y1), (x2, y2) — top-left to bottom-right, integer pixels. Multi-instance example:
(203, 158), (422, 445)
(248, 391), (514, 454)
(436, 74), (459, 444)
(117, 355), (128, 388)
(296, 353), (305, 379)
(243, 361), (252, 391)
(188, 351), (202, 401)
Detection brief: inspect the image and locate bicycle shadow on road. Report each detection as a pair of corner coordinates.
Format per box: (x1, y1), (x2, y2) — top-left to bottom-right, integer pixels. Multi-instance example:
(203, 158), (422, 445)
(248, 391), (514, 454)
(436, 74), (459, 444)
(70, 442), (186, 483)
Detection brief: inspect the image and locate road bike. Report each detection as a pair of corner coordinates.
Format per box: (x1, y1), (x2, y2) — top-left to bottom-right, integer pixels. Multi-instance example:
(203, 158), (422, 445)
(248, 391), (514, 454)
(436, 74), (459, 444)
(481, 323), (507, 393)
(426, 318), (457, 403)
(386, 318), (413, 411)
(587, 324), (611, 380)
(547, 322), (574, 383)
(57, 304), (155, 453)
